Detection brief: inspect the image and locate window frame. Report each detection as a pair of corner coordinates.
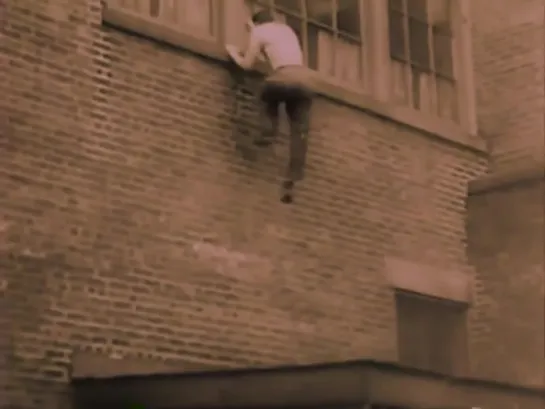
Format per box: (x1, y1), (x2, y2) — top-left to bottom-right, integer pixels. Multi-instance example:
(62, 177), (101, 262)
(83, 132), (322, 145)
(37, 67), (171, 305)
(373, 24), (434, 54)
(372, 0), (476, 133)
(394, 289), (470, 376)
(100, 0), (484, 152)
(387, 0), (455, 110)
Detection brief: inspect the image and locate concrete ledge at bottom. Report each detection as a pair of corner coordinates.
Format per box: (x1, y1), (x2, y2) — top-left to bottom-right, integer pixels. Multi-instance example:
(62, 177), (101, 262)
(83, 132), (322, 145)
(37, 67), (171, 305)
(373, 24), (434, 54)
(71, 355), (453, 409)
(385, 257), (472, 304)
(71, 352), (545, 409)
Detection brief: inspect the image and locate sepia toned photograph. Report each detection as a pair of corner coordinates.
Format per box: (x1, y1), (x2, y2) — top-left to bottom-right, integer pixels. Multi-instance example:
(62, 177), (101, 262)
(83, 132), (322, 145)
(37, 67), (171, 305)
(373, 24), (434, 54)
(1, 0), (544, 408)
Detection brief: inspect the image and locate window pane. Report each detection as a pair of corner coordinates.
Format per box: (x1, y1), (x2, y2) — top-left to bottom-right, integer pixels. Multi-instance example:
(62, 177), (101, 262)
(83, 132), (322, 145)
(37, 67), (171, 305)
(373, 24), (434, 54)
(412, 68), (434, 112)
(308, 24), (334, 75)
(388, 10), (406, 61)
(337, 0), (361, 38)
(390, 60), (410, 105)
(437, 77), (458, 120)
(406, 0), (427, 20)
(408, 17), (430, 69)
(274, 0), (302, 13)
(150, 0), (159, 17)
(306, 0), (333, 27)
(433, 31), (453, 77)
(388, 0), (404, 12)
(334, 36), (362, 83)
(428, 0), (451, 31)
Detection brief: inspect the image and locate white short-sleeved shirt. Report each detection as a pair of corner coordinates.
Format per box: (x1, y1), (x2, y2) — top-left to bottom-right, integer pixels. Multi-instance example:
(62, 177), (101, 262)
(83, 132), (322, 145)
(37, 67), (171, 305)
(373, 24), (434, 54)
(252, 22), (304, 70)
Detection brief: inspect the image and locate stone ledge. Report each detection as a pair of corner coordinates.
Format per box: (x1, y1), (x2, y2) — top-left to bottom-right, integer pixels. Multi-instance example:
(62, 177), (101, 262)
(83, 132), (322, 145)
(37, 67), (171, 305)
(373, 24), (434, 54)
(468, 161), (545, 195)
(385, 257), (472, 304)
(101, 5), (488, 155)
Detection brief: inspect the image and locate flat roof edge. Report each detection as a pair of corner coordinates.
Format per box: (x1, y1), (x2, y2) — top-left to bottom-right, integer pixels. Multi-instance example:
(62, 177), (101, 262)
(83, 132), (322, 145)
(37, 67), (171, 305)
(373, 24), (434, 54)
(71, 352), (544, 409)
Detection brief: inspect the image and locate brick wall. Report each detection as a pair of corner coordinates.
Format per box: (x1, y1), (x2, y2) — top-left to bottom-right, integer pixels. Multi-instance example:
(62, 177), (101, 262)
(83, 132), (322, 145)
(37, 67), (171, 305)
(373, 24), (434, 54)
(468, 0), (545, 389)
(2, 0), (541, 408)
(471, 0), (545, 173)
(467, 175), (545, 388)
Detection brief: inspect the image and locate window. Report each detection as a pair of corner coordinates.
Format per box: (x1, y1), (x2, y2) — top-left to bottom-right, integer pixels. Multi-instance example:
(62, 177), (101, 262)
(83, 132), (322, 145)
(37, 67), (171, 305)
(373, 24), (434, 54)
(106, 0), (220, 39)
(395, 290), (468, 375)
(387, 0), (458, 121)
(254, 0), (369, 89)
(102, 0), (477, 139)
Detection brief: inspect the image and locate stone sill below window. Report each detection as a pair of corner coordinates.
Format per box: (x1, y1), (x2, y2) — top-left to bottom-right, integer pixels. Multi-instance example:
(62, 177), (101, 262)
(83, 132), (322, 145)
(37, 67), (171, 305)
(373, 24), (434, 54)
(102, 6), (488, 155)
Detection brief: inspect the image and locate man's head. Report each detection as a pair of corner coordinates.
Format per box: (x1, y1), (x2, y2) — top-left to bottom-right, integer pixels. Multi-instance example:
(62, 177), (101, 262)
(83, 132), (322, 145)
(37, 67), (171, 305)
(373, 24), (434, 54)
(251, 9), (274, 25)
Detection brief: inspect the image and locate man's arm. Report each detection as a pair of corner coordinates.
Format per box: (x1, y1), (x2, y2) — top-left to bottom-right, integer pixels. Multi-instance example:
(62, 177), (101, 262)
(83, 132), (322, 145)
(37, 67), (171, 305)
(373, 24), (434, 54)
(226, 28), (262, 70)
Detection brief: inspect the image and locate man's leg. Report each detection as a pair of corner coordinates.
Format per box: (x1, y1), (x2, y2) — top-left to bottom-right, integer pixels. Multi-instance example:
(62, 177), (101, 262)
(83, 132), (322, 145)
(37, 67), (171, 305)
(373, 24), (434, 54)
(281, 92), (312, 203)
(285, 93), (312, 182)
(257, 83), (280, 147)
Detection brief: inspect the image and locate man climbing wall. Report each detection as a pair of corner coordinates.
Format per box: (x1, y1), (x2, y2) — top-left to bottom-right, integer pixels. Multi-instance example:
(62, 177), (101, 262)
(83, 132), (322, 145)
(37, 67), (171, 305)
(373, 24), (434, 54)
(226, 9), (314, 204)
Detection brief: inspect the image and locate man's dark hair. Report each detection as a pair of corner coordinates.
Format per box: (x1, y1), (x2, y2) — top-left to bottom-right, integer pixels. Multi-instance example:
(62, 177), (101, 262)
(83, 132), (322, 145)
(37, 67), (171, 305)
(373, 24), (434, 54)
(252, 9), (274, 25)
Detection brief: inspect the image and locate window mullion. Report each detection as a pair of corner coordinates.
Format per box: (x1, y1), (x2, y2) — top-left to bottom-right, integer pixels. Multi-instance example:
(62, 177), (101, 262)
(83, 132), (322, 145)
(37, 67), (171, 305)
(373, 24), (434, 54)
(368, 0), (390, 100)
(357, 0), (365, 85)
(332, 0), (338, 31)
(455, 0), (476, 133)
(426, 0), (438, 115)
(212, 0), (222, 41)
(301, 0), (309, 66)
(172, 0), (180, 26)
(332, 0), (338, 78)
(402, 0), (414, 108)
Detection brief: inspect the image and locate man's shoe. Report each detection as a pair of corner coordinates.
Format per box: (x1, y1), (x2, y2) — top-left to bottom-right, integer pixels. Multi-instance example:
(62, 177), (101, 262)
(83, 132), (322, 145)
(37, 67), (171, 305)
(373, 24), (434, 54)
(280, 180), (294, 204)
(280, 192), (293, 203)
(254, 137), (274, 147)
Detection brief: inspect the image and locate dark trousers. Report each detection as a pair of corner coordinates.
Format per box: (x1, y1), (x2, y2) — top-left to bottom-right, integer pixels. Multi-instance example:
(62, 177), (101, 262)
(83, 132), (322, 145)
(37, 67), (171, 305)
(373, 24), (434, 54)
(259, 66), (314, 183)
